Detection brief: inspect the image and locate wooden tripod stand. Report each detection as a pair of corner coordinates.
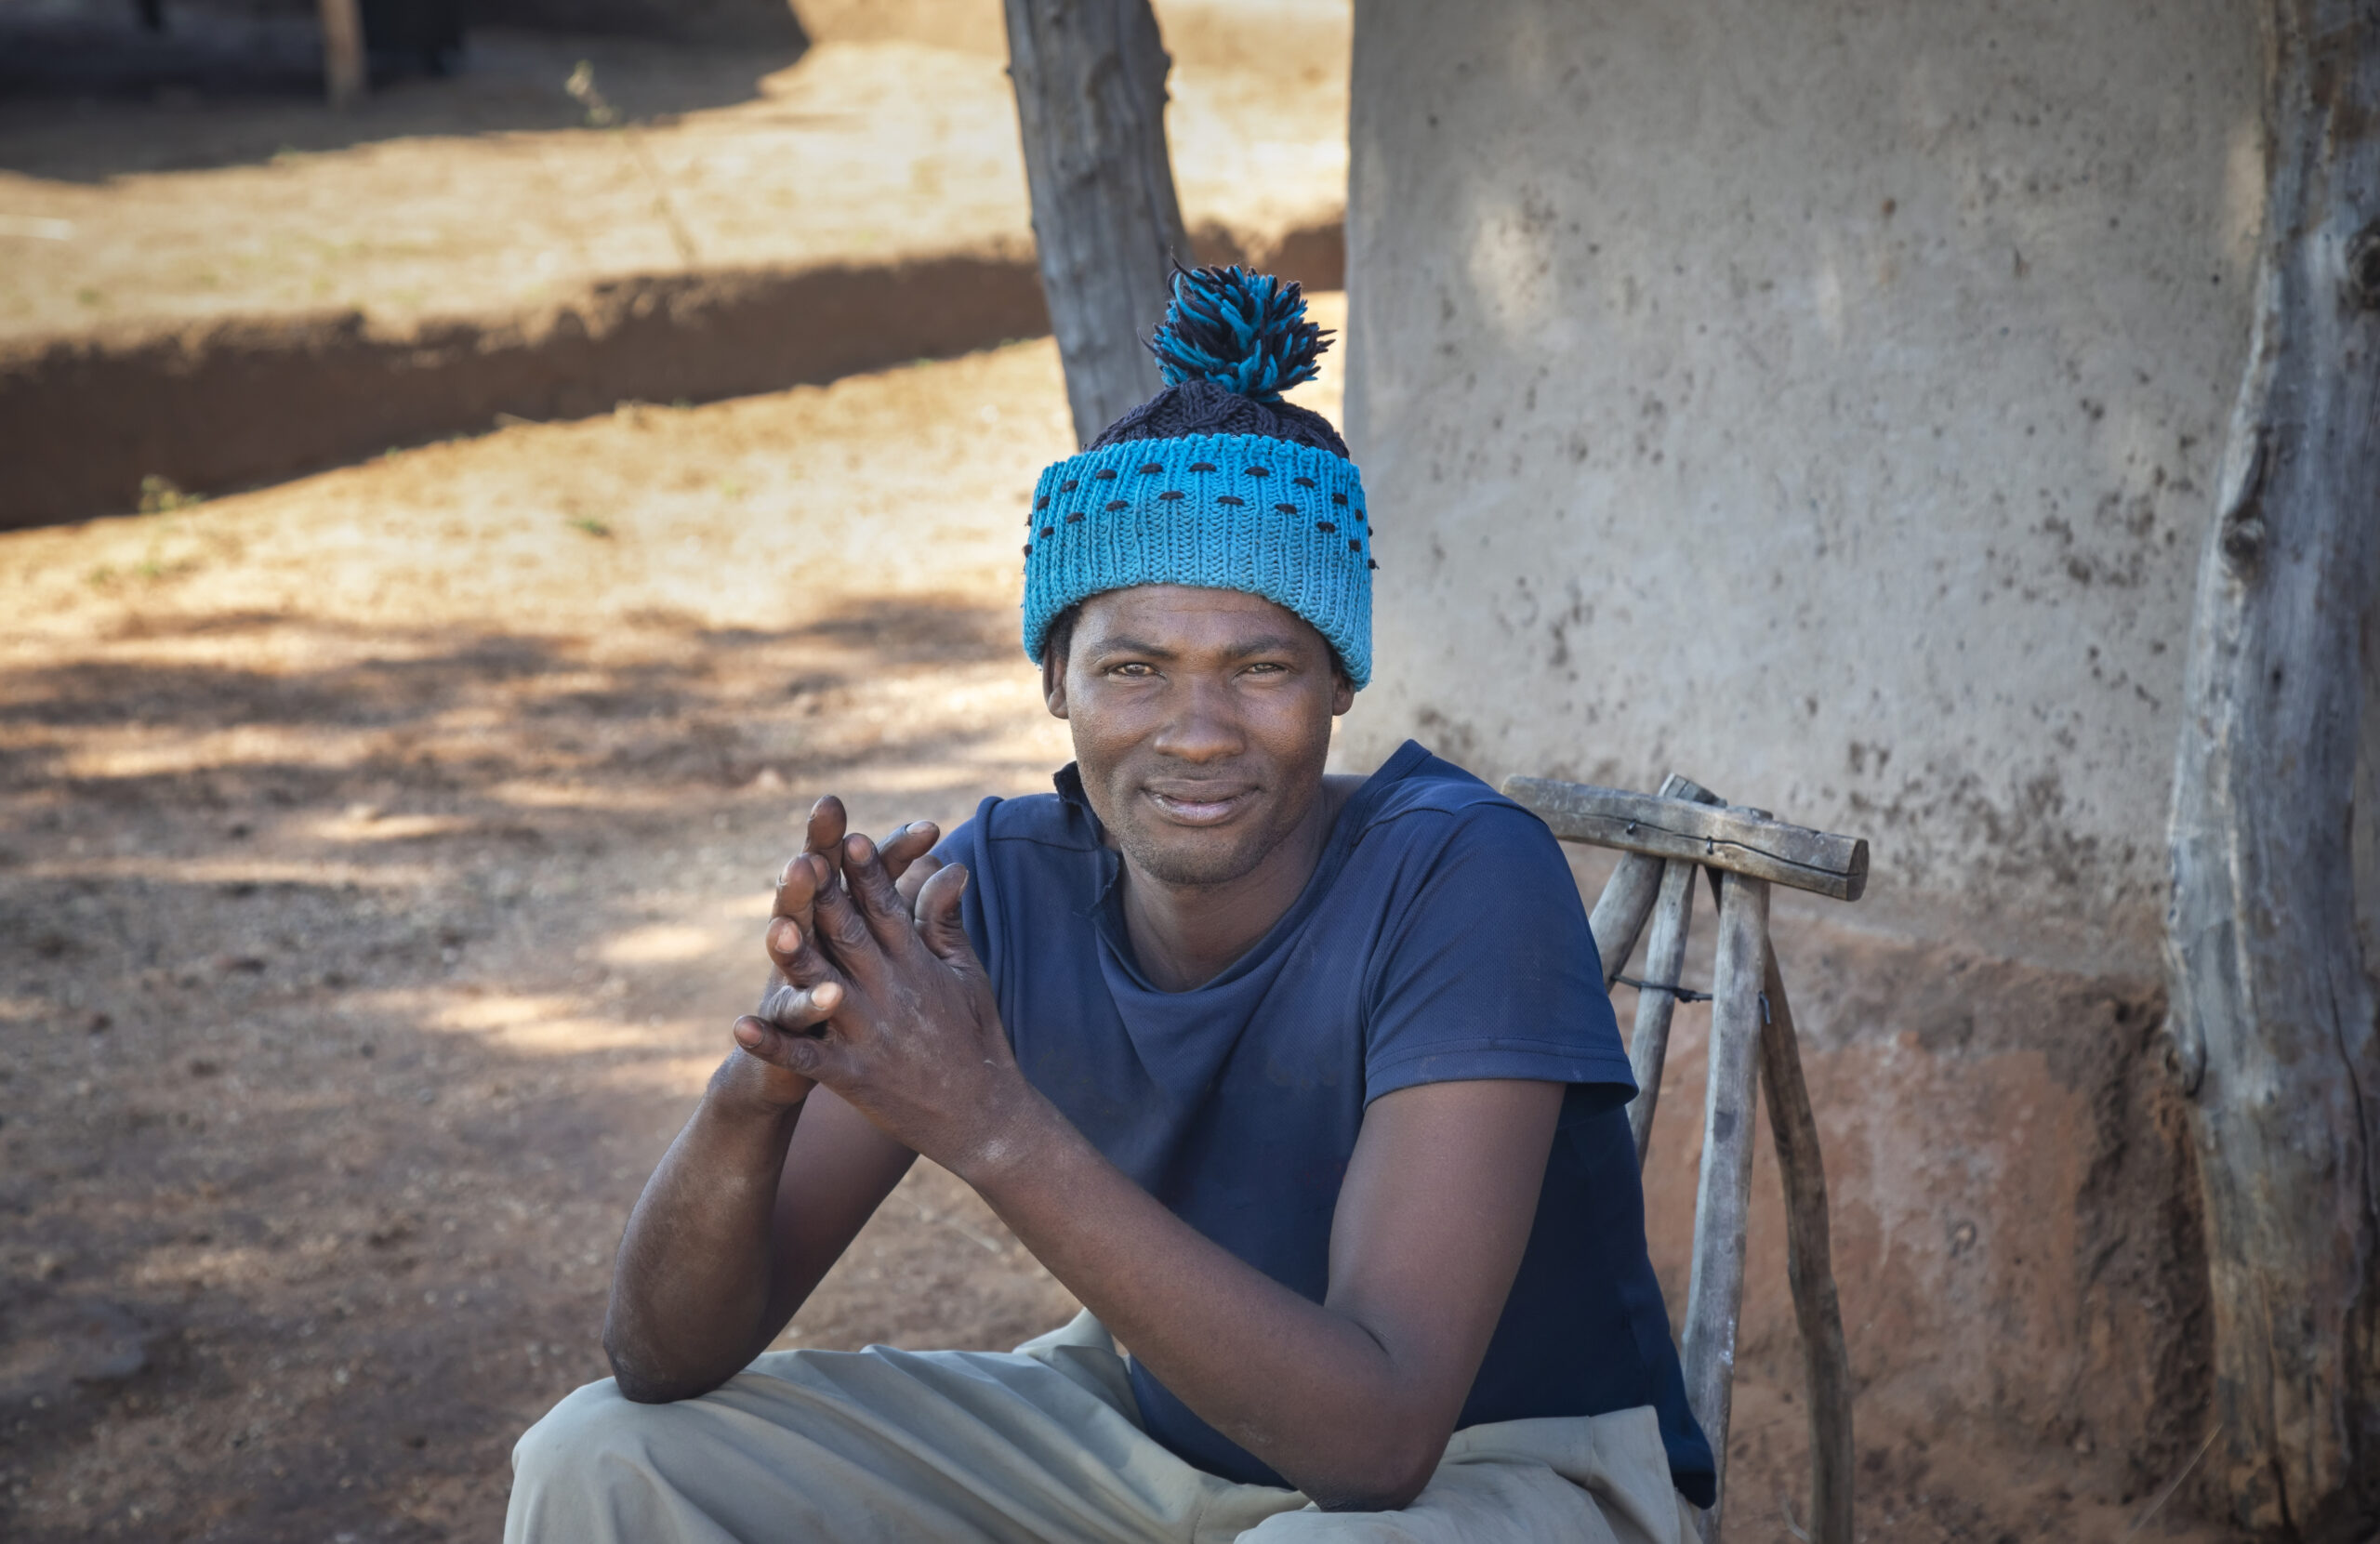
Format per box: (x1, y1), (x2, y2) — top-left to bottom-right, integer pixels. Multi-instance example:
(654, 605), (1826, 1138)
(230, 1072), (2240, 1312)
(1501, 773), (1867, 1544)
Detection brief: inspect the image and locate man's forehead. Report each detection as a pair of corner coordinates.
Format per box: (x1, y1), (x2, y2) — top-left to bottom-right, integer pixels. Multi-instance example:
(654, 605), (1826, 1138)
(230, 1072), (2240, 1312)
(1075, 586), (1324, 650)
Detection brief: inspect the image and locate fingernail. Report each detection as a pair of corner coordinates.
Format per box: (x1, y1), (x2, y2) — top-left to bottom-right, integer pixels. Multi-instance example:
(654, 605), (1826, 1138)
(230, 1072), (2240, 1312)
(734, 1018), (764, 1047)
(847, 834), (874, 862)
(814, 982), (841, 1010)
(772, 918), (799, 951)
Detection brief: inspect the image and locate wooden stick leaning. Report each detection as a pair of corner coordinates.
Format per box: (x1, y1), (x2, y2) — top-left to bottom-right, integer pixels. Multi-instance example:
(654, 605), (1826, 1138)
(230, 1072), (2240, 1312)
(1626, 859), (1698, 1168)
(1589, 852), (1664, 988)
(1585, 774), (1721, 985)
(1759, 955), (1855, 1544)
(1681, 870), (1773, 1543)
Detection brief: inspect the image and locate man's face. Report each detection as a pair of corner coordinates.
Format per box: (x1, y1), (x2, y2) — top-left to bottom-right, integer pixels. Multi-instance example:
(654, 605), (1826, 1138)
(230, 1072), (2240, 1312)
(1045, 585), (1355, 888)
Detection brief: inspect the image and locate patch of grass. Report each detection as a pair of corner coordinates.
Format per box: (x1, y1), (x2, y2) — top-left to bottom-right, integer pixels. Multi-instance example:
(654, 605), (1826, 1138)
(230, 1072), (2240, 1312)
(567, 516), (613, 539)
(139, 475), (204, 514)
(75, 286), (104, 308)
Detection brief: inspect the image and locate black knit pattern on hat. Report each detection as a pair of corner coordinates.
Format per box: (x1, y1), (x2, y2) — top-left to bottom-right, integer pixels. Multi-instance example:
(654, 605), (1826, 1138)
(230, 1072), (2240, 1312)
(1087, 377), (1352, 461)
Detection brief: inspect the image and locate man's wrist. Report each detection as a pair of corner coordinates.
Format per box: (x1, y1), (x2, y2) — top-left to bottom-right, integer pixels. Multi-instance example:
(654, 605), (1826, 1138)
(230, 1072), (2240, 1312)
(947, 1080), (1073, 1196)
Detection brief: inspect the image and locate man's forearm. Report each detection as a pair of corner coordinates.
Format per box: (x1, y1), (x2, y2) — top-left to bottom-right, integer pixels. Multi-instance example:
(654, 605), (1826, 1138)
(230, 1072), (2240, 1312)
(602, 1069), (803, 1402)
(959, 1106), (1456, 1511)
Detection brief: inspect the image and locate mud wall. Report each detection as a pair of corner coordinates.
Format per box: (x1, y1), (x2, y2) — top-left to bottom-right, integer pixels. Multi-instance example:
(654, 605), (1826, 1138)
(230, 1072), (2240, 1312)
(1341, 0), (2262, 976)
(1339, 0), (2261, 1514)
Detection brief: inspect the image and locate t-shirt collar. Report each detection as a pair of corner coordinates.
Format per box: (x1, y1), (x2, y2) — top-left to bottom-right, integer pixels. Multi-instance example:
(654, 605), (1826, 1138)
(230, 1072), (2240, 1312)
(1054, 740), (1437, 991)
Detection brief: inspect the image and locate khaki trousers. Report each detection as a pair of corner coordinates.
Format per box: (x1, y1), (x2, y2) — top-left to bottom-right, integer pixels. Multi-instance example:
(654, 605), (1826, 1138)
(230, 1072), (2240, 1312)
(507, 1312), (1698, 1544)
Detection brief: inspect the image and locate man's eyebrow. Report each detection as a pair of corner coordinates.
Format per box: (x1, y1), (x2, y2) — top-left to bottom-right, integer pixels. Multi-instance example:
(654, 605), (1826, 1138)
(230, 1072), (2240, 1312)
(1084, 633), (1176, 658)
(1085, 632), (1307, 660)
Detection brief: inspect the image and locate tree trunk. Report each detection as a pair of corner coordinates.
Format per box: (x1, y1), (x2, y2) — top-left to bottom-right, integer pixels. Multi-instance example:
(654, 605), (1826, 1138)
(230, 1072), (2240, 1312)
(318, 0), (367, 107)
(1000, 0), (1191, 446)
(2162, 4), (2380, 1537)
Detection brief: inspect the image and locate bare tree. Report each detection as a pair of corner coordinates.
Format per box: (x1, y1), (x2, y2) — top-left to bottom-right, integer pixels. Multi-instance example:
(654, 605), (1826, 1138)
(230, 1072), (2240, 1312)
(2163, 2), (2380, 1537)
(1001, 0), (1193, 446)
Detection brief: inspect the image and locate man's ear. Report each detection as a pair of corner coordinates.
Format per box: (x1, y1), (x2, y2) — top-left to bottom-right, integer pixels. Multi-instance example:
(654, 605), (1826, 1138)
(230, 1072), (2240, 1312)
(1331, 671), (1355, 718)
(1042, 645), (1069, 720)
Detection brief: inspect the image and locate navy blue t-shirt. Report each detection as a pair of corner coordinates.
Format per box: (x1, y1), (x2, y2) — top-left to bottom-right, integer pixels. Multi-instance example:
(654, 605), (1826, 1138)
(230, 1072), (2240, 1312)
(935, 740), (1715, 1505)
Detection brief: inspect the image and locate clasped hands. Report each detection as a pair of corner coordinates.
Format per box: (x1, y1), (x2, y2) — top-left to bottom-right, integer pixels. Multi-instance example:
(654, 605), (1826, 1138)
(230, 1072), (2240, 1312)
(729, 797), (1039, 1178)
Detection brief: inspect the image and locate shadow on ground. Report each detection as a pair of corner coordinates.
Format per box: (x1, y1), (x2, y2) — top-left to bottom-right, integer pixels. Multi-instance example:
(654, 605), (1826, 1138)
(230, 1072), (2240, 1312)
(0, 25), (800, 180)
(0, 595), (1078, 1541)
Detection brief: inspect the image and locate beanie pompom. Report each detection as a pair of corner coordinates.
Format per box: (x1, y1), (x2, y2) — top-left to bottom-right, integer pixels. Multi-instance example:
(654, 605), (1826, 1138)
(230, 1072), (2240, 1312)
(1146, 265), (1330, 404)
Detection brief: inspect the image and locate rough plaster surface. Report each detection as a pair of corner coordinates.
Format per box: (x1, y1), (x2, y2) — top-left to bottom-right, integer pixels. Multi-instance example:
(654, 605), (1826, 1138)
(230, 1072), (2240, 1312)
(1341, 0), (2262, 974)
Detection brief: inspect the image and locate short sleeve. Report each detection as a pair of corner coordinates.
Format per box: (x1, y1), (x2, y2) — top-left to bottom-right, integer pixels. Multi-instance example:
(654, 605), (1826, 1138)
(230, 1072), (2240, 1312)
(1361, 803), (1635, 1110)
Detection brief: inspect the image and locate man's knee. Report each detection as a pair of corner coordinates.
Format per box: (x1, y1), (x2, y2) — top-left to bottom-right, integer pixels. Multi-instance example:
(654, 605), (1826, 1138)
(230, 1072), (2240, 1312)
(513, 1378), (662, 1486)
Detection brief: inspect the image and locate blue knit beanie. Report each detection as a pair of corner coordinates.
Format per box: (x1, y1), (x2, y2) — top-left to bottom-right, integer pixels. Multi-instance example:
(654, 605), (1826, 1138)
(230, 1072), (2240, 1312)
(1022, 266), (1373, 688)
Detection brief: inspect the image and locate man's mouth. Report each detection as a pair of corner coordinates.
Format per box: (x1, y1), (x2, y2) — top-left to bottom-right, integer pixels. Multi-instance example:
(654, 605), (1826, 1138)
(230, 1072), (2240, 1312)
(1142, 784), (1256, 826)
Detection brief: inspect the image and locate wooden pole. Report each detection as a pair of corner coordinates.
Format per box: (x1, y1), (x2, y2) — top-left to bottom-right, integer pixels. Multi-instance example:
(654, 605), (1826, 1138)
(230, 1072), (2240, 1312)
(1000, 0), (1191, 446)
(1585, 772), (1724, 985)
(1759, 956), (1854, 1544)
(2162, 2), (2380, 1534)
(1589, 852), (1662, 986)
(1681, 869), (1771, 1543)
(1625, 859), (1697, 1167)
(318, 0), (366, 109)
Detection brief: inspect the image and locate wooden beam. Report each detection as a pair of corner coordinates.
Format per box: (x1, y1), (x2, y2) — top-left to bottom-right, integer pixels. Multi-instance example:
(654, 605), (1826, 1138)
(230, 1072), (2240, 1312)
(2163, 2), (2380, 1532)
(1000, 0), (1191, 445)
(1681, 870), (1770, 1542)
(1504, 777), (1869, 902)
(318, 0), (365, 108)
(1759, 956), (1854, 1544)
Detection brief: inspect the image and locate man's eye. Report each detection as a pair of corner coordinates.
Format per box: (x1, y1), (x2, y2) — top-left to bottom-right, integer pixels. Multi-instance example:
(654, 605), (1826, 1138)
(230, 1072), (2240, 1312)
(1110, 662), (1156, 678)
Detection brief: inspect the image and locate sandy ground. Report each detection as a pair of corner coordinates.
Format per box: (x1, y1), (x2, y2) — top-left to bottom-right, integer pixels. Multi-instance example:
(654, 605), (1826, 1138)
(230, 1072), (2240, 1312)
(0, 0), (1349, 341)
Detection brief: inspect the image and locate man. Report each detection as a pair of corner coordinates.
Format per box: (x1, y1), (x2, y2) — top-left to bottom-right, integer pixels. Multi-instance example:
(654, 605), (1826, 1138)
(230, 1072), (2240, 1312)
(508, 267), (1715, 1543)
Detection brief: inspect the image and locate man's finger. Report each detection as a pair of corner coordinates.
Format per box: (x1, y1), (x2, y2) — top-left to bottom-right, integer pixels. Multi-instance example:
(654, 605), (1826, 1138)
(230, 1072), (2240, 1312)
(765, 914), (846, 991)
(894, 852), (945, 909)
(878, 821), (940, 886)
(772, 850), (826, 922)
(913, 863), (973, 964)
(804, 796), (848, 886)
(756, 976), (843, 1032)
(841, 833), (914, 948)
(807, 851), (877, 956)
(734, 1015), (840, 1084)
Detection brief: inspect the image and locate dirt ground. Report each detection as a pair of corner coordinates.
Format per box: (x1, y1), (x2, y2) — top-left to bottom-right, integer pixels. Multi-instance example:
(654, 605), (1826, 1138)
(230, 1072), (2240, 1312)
(0, 0), (1349, 341)
(0, 3), (2242, 1536)
(0, 313), (2237, 1544)
(0, 314), (1354, 1541)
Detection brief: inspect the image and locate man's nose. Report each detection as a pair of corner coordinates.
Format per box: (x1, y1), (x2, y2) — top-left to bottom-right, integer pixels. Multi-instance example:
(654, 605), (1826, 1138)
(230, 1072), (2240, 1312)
(1149, 677), (1245, 763)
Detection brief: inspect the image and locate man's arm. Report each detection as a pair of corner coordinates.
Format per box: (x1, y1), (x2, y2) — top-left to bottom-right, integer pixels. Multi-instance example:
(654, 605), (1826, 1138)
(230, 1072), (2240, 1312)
(600, 805), (938, 1403)
(982, 1076), (1561, 1511)
(741, 833), (1565, 1510)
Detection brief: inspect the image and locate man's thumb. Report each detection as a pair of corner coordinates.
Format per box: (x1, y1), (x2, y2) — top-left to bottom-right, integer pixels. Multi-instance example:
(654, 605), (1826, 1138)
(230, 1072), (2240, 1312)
(913, 863), (973, 963)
